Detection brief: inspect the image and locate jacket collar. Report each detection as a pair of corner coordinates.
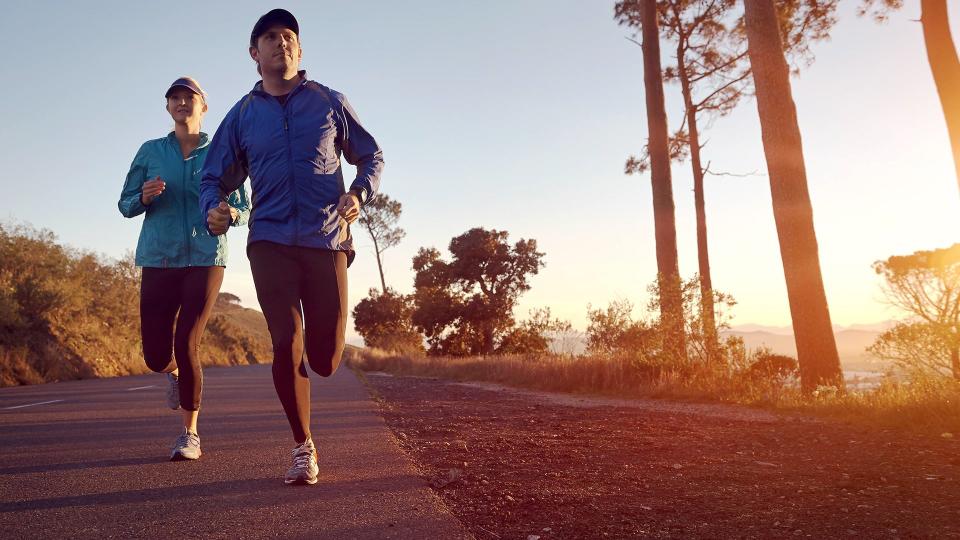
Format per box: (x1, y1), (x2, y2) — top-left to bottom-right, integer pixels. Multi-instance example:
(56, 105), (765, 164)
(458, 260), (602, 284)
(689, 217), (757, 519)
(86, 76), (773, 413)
(250, 70), (309, 97)
(166, 131), (210, 153)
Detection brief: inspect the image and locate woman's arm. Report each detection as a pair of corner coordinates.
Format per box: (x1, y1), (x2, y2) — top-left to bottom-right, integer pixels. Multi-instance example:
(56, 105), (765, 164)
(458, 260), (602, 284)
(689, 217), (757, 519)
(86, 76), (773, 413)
(227, 183), (251, 227)
(118, 144), (149, 218)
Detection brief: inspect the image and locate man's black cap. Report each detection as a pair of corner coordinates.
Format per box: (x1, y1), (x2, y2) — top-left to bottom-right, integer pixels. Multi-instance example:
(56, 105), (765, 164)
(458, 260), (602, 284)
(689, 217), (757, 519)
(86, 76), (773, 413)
(250, 9), (299, 47)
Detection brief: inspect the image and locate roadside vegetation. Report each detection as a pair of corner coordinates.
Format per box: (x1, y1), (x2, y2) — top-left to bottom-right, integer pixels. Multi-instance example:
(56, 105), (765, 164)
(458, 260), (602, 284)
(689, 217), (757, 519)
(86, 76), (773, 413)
(350, 223), (960, 434)
(0, 222), (271, 386)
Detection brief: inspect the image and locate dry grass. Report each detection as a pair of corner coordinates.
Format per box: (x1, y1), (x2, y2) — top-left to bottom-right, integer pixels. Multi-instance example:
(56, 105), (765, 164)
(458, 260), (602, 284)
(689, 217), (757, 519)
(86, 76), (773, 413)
(784, 377), (960, 434)
(348, 348), (960, 434)
(349, 348), (678, 398)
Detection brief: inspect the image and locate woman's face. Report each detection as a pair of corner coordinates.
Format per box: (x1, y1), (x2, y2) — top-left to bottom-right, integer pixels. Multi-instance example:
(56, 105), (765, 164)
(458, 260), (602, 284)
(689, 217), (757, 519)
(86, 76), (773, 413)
(166, 88), (206, 125)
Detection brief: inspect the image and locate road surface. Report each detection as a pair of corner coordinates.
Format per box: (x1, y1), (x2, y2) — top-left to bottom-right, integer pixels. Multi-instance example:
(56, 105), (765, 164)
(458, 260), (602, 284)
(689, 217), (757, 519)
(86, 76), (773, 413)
(0, 365), (470, 539)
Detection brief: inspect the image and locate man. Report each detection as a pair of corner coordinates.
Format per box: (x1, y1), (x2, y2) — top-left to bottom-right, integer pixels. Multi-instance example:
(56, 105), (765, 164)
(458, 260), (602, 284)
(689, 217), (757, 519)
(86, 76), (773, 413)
(200, 8), (384, 485)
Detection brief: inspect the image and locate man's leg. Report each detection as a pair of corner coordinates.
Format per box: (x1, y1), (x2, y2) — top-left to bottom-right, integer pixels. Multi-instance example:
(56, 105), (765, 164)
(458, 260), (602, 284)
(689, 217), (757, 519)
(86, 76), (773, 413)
(248, 242), (312, 444)
(299, 249), (348, 377)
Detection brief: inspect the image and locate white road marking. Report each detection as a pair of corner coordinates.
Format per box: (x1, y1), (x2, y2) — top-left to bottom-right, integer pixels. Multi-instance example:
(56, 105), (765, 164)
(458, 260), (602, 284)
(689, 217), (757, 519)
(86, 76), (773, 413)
(3, 399), (65, 410)
(126, 385), (156, 391)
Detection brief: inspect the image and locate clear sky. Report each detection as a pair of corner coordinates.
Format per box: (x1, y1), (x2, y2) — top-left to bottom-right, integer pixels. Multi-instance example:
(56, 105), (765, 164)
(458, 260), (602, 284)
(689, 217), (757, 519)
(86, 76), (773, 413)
(1, 1), (958, 343)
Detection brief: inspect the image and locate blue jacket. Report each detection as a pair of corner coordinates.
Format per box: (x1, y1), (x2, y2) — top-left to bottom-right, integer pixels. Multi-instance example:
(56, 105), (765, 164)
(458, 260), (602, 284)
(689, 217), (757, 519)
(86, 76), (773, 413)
(119, 132), (250, 268)
(199, 72), (384, 265)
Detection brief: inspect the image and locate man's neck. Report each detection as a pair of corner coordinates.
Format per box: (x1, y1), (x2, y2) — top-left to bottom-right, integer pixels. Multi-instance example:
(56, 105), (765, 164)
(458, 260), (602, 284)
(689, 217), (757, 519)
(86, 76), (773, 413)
(261, 70), (302, 96)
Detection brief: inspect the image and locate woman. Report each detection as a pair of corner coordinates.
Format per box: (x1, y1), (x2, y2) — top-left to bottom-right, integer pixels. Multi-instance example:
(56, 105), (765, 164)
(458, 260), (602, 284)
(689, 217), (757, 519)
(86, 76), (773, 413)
(118, 77), (249, 461)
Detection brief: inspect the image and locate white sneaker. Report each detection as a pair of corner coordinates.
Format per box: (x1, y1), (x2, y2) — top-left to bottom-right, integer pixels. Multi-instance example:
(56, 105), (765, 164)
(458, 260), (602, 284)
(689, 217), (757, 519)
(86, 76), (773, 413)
(166, 373), (181, 410)
(170, 429), (201, 461)
(284, 438), (319, 485)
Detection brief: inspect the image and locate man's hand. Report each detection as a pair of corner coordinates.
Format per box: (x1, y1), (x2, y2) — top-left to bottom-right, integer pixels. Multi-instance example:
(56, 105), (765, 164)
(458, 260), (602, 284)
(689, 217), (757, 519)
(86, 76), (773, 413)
(141, 176), (165, 205)
(336, 191), (361, 224)
(207, 202), (232, 236)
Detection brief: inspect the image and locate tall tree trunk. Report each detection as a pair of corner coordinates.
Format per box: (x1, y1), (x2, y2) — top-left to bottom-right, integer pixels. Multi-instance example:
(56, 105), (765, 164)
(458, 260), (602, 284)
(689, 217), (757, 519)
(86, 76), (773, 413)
(482, 326), (495, 356)
(951, 347), (960, 380)
(371, 235), (387, 293)
(640, 0), (687, 362)
(920, 0), (960, 195)
(677, 37), (719, 366)
(743, 0), (843, 393)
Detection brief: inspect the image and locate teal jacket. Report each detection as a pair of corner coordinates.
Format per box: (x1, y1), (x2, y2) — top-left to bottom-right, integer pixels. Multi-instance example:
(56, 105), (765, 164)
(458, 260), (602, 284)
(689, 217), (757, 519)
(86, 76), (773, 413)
(119, 132), (250, 268)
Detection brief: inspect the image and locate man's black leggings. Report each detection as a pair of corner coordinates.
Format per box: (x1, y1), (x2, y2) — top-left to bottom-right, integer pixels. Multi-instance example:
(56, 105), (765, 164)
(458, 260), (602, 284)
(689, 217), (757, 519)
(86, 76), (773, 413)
(140, 266), (224, 411)
(248, 241), (348, 444)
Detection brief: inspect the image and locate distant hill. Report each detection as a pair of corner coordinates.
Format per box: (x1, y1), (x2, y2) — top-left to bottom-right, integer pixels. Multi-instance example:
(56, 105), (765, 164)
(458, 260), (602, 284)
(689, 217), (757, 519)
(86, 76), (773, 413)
(201, 293), (273, 368)
(548, 325), (891, 372)
(722, 328), (890, 372)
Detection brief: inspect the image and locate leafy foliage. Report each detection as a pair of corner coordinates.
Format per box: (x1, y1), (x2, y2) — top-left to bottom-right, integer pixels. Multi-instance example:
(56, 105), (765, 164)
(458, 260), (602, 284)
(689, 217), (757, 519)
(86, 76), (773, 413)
(857, 0), (904, 22)
(358, 193), (406, 292)
(615, 0), (839, 174)
(497, 307), (573, 356)
(412, 228), (546, 356)
(870, 244), (960, 378)
(0, 222), (270, 386)
(352, 287), (424, 355)
(585, 275), (738, 365)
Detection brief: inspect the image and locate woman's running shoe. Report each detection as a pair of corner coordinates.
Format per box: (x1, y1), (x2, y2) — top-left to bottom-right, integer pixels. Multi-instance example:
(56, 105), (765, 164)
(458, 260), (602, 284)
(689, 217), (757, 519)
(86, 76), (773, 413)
(166, 372), (180, 410)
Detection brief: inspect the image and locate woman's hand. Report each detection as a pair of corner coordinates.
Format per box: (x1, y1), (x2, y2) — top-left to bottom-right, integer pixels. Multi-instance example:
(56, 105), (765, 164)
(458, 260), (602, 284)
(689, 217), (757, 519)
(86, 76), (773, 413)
(141, 177), (166, 205)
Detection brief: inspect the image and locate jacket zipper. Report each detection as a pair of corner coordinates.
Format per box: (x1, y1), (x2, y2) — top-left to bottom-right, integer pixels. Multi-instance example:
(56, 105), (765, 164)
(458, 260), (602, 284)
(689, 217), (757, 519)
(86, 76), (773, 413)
(182, 149), (192, 267)
(283, 90), (300, 245)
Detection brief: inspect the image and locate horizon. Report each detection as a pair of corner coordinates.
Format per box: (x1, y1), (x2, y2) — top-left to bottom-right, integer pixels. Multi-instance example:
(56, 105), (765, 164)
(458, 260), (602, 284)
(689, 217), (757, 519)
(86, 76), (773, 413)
(1, 1), (958, 343)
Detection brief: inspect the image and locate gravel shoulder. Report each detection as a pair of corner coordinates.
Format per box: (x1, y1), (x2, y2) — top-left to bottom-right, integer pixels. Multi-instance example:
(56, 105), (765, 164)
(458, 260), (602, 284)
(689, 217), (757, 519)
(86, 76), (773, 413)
(364, 372), (960, 539)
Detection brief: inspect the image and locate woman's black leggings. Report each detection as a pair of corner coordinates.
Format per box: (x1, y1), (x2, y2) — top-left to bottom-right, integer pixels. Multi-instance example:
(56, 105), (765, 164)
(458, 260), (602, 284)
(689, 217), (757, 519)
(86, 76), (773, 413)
(248, 241), (348, 444)
(140, 266), (224, 411)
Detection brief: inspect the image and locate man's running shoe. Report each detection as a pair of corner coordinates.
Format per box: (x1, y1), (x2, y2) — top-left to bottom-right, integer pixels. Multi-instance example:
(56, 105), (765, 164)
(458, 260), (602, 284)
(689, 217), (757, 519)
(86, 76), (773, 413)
(284, 438), (319, 485)
(170, 429), (201, 461)
(166, 372), (180, 410)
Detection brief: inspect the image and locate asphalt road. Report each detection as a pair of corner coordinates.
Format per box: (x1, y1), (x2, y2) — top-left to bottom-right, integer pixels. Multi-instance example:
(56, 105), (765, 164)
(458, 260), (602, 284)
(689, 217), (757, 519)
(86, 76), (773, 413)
(0, 365), (471, 539)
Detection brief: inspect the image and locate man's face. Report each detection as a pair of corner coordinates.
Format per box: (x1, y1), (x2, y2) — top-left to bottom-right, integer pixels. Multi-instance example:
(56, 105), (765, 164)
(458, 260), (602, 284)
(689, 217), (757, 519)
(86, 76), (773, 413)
(166, 88), (206, 123)
(250, 25), (301, 75)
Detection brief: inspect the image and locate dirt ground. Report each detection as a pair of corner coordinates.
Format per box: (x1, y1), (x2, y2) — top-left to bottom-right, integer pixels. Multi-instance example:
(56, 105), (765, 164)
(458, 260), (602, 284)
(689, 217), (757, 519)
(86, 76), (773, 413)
(363, 372), (960, 539)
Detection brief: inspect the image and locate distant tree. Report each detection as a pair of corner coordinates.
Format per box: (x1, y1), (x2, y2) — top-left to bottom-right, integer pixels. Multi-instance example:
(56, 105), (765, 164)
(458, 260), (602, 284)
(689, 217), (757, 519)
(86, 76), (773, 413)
(585, 299), (658, 358)
(647, 273), (737, 364)
(411, 228), (545, 356)
(358, 194), (406, 293)
(616, 0), (838, 366)
(743, 0), (843, 393)
(870, 244), (960, 379)
(745, 349), (799, 384)
(352, 288), (424, 354)
(860, 0), (960, 196)
(217, 292), (242, 306)
(637, 0), (688, 363)
(497, 307), (572, 355)
(869, 322), (957, 378)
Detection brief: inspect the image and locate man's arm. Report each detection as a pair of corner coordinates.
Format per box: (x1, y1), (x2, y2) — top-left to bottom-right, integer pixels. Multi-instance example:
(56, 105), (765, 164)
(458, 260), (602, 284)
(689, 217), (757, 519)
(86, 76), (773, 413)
(200, 100), (250, 235)
(334, 92), (384, 206)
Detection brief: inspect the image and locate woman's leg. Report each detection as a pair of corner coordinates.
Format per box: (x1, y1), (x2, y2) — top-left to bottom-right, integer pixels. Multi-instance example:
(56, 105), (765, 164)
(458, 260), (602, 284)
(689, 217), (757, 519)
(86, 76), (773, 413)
(299, 250), (348, 378)
(248, 242), (312, 444)
(140, 267), (182, 374)
(173, 265), (225, 425)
